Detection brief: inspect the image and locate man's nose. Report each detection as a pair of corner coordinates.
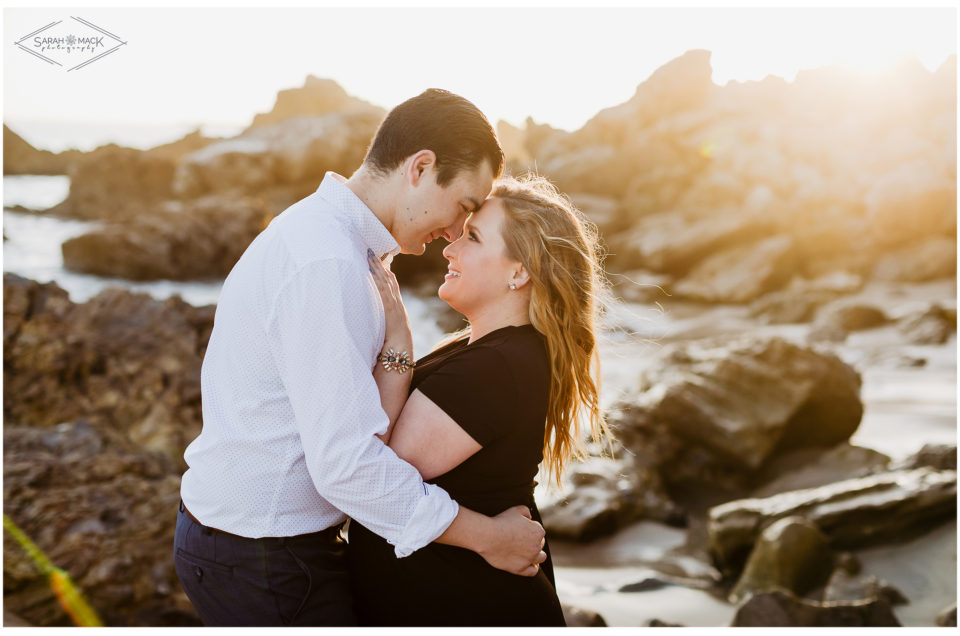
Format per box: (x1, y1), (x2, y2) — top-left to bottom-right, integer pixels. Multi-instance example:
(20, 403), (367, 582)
(442, 212), (468, 242)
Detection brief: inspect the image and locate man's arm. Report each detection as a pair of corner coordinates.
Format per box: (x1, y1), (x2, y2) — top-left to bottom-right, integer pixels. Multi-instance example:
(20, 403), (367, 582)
(267, 259), (544, 574)
(388, 388), (547, 575)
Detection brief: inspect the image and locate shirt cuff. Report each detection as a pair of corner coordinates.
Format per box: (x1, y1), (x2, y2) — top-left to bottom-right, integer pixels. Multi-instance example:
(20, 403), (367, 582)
(392, 483), (460, 558)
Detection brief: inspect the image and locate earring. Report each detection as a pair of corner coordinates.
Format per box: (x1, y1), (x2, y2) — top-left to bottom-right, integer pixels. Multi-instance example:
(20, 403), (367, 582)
(509, 283), (517, 290)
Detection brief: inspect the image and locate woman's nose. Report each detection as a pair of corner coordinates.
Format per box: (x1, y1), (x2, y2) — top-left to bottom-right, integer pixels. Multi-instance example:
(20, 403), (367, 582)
(442, 239), (457, 259)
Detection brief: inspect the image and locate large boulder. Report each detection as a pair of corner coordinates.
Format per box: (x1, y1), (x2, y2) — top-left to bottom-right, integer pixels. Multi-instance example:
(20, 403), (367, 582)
(609, 208), (773, 274)
(46, 145), (177, 221)
(822, 570), (909, 606)
(865, 167), (956, 250)
(3, 419), (198, 626)
(729, 516), (834, 603)
(3, 274), (212, 461)
(539, 454), (684, 541)
(61, 195), (274, 281)
(174, 111), (384, 198)
(897, 303), (957, 345)
(749, 442), (890, 499)
(872, 236), (957, 282)
(731, 588), (901, 627)
(247, 76), (380, 129)
(621, 337), (863, 471)
(543, 336), (864, 540)
(671, 235), (798, 303)
(708, 467), (957, 574)
(3, 125), (81, 175)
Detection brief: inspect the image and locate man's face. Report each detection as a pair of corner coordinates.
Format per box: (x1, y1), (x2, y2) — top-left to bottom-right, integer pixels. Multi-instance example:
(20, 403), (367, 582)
(394, 161), (495, 255)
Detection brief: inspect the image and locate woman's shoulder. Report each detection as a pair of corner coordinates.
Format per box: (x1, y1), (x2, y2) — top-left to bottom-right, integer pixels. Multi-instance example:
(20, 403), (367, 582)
(475, 324), (546, 356)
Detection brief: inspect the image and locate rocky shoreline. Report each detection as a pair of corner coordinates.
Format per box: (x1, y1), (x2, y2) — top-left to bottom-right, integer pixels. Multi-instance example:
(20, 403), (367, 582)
(3, 50), (955, 626)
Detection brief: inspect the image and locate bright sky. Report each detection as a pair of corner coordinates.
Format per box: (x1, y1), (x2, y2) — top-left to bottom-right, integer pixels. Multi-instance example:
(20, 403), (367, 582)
(2, 6), (956, 146)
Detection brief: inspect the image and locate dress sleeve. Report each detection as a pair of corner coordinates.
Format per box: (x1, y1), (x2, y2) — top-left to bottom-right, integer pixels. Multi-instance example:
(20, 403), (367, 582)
(414, 345), (518, 447)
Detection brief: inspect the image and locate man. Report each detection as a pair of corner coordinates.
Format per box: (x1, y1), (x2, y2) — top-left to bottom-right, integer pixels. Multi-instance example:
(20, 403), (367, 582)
(174, 89), (547, 626)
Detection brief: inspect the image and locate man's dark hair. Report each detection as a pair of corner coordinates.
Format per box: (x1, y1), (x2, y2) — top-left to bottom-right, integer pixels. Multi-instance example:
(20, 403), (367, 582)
(363, 89), (504, 186)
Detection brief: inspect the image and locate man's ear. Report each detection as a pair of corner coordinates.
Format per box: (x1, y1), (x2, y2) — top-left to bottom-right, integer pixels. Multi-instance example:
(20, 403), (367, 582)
(406, 150), (437, 186)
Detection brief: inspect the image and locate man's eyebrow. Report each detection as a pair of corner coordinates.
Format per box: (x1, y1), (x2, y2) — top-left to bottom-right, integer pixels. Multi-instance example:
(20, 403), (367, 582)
(464, 197), (480, 212)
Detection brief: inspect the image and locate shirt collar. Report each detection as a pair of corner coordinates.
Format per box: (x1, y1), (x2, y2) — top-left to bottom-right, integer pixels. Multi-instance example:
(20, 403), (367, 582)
(315, 172), (400, 261)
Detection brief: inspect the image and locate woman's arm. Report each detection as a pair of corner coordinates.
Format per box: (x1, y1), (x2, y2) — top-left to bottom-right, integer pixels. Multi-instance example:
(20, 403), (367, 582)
(387, 388), (482, 479)
(368, 249), (414, 443)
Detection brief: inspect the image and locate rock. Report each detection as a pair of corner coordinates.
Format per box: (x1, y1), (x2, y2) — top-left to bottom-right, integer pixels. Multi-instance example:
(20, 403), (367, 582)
(898, 304), (956, 345)
(865, 168), (956, 249)
(3, 610), (32, 626)
(496, 119), (532, 168)
(729, 516), (834, 603)
(3, 274), (213, 462)
(540, 454), (684, 542)
(749, 289), (842, 325)
(610, 209), (772, 274)
(731, 588), (901, 626)
(247, 76), (380, 130)
(623, 337), (863, 471)
(579, 49), (715, 145)
(814, 302), (889, 333)
(532, 50), (714, 199)
(708, 467), (957, 574)
(561, 604), (607, 627)
(937, 603), (957, 627)
(3, 419), (199, 626)
(822, 570), (909, 605)
(522, 116), (569, 161)
(46, 145), (177, 221)
(890, 443), (957, 471)
(144, 129), (219, 162)
(3, 124), (80, 175)
(569, 193), (623, 233)
(750, 443), (890, 499)
(174, 110), (384, 199)
(646, 618), (685, 626)
(619, 577), (672, 593)
(539, 145), (632, 199)
(671, 235), (798, 304)
(834, 551), (862, 575)
(872, 236), (957, 282)
(551, 337), (864, 539)
(62, 195), (274, 281)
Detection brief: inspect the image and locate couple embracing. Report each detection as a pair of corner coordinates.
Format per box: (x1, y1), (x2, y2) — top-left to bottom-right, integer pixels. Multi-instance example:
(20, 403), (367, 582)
(173, 89), (609, 627)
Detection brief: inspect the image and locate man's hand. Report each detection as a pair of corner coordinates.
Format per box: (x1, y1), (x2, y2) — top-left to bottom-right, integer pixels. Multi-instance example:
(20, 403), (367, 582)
(477, 505), (547, 577)
(434, 505), (547, 577)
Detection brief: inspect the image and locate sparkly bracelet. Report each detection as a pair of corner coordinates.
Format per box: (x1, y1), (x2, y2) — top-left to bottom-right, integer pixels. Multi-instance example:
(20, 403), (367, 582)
(377, 347), (416, 374)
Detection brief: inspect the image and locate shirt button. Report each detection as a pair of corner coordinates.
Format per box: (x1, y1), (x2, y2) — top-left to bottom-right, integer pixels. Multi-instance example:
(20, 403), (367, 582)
(195, 567), (203, 580)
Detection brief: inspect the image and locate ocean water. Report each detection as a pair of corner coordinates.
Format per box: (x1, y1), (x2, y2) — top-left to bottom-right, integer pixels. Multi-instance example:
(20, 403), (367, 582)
(6, 121), (245, 153)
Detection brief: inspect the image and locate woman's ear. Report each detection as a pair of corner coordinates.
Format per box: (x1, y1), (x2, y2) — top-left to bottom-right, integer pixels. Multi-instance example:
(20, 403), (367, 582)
(406, 150), (437, 186)
(510, 265), (531, 290)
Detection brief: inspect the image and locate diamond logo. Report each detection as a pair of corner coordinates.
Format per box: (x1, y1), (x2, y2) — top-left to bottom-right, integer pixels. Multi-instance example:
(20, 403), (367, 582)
(14, 16), (126, 72)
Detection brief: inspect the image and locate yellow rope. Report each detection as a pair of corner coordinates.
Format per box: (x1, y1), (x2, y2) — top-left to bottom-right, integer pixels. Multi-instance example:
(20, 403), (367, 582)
(3, 514), (104, 627)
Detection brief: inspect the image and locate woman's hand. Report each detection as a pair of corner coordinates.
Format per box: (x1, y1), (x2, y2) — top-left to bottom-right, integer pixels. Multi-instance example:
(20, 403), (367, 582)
(367, 249), (412, 348)
(368, 249), (414, 443)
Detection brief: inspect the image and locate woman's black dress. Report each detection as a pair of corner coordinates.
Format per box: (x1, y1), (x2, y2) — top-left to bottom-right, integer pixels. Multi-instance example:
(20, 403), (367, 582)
(347, 324), (565, 627)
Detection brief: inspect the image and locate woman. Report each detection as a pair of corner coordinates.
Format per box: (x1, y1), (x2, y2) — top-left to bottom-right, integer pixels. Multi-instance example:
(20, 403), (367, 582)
(348, 174), (609, 626)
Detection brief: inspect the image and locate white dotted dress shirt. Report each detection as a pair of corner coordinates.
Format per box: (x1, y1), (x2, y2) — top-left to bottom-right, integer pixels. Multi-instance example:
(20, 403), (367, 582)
(180, 172), (459, 557)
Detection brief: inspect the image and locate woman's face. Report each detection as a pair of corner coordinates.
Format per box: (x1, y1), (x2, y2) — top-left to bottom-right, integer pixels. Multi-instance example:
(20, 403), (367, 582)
(439, 198), (522, 317)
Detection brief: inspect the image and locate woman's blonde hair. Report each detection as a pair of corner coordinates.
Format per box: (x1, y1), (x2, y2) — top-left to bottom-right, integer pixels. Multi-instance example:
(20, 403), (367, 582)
(439, 174), (611, 485)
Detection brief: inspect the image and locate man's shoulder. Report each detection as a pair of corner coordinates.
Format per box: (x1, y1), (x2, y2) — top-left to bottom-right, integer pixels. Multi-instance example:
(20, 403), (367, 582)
(268, 195), (364, 272)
